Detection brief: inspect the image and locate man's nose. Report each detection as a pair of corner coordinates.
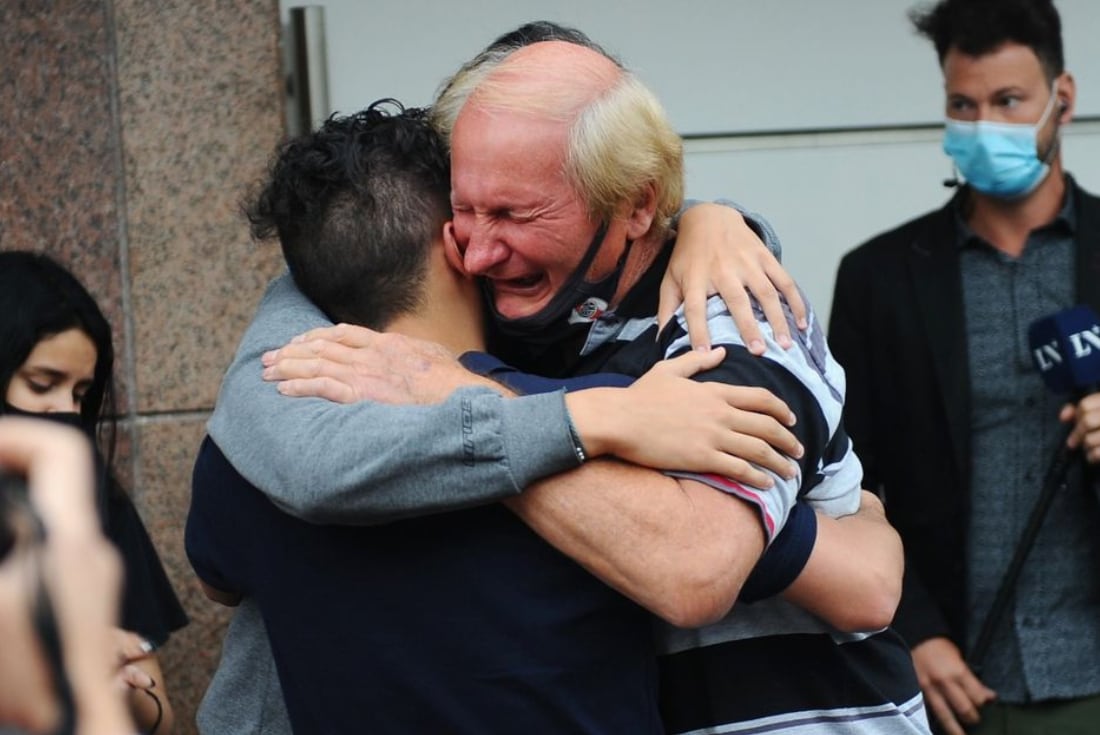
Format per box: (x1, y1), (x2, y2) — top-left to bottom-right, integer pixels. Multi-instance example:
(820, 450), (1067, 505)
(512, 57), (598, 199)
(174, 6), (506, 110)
(462, 225), (511, 276)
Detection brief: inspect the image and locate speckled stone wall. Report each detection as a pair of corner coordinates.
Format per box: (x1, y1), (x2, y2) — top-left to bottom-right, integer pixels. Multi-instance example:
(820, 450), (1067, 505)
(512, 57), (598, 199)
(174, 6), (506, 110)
(1, 1), (286, 732)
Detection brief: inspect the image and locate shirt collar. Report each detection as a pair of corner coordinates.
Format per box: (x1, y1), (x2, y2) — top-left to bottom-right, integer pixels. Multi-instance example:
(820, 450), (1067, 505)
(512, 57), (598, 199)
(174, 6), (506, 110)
(953, 175), (1077, 251)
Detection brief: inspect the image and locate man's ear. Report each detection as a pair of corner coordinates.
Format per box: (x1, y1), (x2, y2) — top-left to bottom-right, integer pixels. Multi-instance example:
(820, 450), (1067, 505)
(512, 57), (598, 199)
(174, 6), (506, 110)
(1056, 71), (1076, 124)
(623, 182), (658, 240)
(441, 221), (468, 275)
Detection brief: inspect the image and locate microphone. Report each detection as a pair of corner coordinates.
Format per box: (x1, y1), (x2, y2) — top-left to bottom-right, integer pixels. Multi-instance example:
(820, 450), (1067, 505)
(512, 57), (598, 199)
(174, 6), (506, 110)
(1028, 305), (1100, 395)
(971, 305), (1100, 672)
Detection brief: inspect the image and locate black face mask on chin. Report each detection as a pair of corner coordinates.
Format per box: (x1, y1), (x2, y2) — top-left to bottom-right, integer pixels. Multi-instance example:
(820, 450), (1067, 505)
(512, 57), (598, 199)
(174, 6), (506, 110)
(487, 221), (634, 348)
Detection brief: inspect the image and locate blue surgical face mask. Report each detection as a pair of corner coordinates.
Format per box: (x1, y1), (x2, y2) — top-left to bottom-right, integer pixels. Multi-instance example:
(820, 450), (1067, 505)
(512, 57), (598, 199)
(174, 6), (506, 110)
(942, 82), (1060, 199)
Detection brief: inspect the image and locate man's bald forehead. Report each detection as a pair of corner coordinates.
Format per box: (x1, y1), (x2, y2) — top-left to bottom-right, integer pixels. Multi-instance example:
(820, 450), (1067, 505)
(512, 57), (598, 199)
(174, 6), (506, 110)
(503, 39), (621, 78)
(466, 39), (622, 121)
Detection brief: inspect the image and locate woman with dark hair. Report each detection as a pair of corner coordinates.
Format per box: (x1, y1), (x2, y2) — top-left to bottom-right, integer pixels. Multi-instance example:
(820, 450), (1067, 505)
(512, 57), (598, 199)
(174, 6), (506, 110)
(0, 250), (188, 734)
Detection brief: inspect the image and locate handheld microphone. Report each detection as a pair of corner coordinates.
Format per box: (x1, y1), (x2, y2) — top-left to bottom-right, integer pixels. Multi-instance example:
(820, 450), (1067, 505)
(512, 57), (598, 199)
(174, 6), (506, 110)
(1028, 305), (1100, 395)
(971, 305), (1100, 672)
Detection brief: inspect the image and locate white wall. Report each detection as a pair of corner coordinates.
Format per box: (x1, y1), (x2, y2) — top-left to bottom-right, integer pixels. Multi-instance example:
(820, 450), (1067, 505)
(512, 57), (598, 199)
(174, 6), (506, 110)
(281, 0), (1100, 324)
(685, 123), (1100, 320)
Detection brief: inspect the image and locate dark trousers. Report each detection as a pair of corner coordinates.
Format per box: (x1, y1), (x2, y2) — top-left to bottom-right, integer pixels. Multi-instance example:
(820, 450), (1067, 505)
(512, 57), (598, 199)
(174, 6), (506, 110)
(967, 694), (1100, 735)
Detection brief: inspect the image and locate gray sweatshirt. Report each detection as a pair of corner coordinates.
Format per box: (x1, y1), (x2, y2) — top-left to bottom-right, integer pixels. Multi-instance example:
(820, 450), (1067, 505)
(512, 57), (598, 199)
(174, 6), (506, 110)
(207, 273), (581, 523)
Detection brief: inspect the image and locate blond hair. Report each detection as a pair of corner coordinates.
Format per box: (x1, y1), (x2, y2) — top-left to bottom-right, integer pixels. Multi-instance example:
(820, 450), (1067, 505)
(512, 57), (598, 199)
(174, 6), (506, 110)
(432, 41), (683, 240)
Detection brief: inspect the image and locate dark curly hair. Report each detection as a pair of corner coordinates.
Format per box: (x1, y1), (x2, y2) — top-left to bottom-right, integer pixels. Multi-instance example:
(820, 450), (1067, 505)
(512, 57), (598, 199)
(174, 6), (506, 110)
(910, 0), (1064, 81)
(247, 99), (451, 330)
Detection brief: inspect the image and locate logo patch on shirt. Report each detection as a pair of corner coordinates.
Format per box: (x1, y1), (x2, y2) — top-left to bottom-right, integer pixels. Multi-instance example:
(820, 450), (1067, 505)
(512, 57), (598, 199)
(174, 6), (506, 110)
(570, 297), (608, 324)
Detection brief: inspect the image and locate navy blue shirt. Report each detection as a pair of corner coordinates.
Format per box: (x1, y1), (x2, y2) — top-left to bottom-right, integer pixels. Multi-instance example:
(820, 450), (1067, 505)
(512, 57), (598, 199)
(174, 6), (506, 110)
(188, 421), (660, 734)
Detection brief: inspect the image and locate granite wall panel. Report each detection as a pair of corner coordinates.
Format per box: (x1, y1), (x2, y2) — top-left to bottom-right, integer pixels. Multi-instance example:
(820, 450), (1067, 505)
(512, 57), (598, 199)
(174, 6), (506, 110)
(1, 2), (286, 733)
(0, 0), (131, 409)
(113, 0), (285, 412)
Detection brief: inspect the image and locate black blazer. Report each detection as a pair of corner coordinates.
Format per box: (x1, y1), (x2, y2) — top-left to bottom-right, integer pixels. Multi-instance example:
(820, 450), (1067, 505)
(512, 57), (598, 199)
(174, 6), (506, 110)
(827, 176), (1100, 648)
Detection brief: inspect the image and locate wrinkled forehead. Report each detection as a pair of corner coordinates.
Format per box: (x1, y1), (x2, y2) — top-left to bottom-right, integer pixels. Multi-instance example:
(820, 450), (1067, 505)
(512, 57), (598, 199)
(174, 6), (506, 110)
(449, 101), (576, 202)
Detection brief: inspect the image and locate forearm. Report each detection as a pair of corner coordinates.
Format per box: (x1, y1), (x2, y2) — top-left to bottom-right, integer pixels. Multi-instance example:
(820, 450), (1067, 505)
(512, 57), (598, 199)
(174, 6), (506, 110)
(213, 383), (575, 523)
(74, 688), (135, 735)
(63, 627), (136, 735)
(209, 276), (578, 523)
(505, 462), (765, 628)
(65, 619), (135, 735)
(782, 491), (903, 632)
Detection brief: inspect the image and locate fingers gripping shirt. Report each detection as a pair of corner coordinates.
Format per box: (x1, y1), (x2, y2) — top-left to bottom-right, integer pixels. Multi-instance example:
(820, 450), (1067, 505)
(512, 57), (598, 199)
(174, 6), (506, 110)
(663, 294), (863, 540)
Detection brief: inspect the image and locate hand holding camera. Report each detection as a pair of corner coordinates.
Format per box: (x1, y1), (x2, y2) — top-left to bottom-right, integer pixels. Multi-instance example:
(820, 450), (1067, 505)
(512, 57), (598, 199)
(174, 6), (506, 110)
(0, 417), (133, 735)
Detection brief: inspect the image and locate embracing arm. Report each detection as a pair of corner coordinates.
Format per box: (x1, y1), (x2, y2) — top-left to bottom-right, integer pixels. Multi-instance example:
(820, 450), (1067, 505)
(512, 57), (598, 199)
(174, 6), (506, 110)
(500, 333), (812, 626)
(208, 274), (579, 524)
(662, 200), (807, 352)
(260, 320), (806, 505)
(506, 463), (765, 627)
(256, 329), (802, 625)
(220, 198), (809, 524)
(782, 491), (903, 632)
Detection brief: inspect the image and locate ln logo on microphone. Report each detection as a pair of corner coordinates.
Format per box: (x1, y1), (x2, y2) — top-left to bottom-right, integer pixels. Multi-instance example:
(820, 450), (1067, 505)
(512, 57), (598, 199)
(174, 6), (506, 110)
(1031, 326), (1100, 369)
(1068, 324), (1100, 357)
(1032, 341), (1061, 371)
(1028, 305), (1100, 394)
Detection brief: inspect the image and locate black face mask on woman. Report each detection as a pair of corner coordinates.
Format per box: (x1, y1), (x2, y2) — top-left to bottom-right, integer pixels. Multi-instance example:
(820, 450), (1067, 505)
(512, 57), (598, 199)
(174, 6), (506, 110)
(2, 403), (88, 433)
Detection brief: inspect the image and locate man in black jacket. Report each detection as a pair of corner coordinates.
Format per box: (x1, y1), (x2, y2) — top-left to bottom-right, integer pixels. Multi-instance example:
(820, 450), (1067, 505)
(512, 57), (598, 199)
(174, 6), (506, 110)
(829, 1), (1100, 734)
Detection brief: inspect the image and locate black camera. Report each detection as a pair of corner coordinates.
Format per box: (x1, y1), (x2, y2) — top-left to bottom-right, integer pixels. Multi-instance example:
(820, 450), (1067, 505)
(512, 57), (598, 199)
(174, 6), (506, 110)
(0, 470), (31, 562)
(0, 469), (76, 735)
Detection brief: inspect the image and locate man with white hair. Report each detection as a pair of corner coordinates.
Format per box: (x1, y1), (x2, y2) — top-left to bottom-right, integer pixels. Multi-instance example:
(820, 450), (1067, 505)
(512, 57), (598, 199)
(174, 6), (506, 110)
(422, 38), (929, 734)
